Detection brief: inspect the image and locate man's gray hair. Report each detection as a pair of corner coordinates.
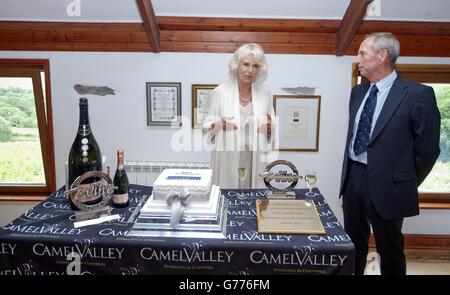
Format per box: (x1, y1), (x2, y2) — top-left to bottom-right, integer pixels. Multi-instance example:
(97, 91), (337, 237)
(229, 43), (268, 80)
(367, 32), (400, 64)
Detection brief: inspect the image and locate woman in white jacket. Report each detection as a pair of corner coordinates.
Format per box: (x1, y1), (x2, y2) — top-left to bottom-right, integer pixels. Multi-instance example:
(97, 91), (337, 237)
(203, 43), (276, 189)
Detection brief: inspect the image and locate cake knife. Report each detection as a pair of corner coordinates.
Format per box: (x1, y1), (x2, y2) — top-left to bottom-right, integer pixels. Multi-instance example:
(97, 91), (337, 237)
(127, 194), (149, 224)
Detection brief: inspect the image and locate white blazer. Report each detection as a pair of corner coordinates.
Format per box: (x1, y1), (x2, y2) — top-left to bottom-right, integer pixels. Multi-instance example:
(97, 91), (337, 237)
(203, 79), (276, 189)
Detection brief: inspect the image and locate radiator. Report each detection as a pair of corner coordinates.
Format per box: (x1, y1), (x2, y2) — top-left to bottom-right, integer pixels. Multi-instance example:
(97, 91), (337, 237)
(123, 161), (210, 186)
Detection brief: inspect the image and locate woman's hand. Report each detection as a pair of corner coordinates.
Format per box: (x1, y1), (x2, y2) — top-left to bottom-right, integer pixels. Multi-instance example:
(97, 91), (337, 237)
(257, 114), (272, 136)
(221, 117), (237, 131)
(211, 116), (237, 132)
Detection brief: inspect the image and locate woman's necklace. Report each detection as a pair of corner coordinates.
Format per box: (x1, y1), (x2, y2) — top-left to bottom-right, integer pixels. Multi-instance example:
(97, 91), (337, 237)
(239, 83), (252, 105)
(239, 93), (252, 105)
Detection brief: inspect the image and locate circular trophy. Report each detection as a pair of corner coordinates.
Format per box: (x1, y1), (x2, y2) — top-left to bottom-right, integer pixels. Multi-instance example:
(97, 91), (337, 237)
(69, 171), (115, 211)
(261, 160), (302, 197)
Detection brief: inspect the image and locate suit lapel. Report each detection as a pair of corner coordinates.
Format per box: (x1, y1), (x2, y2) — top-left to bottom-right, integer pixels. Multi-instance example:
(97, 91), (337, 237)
(369, 76), (408, 144)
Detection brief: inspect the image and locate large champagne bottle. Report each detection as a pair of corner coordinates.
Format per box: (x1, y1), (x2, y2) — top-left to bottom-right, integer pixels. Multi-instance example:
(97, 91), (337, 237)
(68, 97), (102, 210)
(112, 149), (129, 208)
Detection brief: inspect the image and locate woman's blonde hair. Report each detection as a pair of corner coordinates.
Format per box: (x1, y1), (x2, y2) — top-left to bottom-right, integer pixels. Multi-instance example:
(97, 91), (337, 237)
(229, 43), (268, 80)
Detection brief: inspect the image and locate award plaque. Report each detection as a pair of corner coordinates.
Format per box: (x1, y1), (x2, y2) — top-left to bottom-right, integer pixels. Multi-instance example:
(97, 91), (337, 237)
(64, 171), (116, 221)
(257, 160), (325, 234)
(256, 199), (325, 234)
(260, 160), (302, 199)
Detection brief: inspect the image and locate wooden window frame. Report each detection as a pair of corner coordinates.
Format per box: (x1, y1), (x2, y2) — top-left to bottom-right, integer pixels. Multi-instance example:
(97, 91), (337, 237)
(0, 59), (55, 201)
(351, 63), (450, 209)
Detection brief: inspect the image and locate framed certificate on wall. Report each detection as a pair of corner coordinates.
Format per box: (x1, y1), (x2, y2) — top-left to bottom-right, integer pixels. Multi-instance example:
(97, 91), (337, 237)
(191, 84), (218, 129)
(273, 95), (321, 151)
(146, 82), (182, 127)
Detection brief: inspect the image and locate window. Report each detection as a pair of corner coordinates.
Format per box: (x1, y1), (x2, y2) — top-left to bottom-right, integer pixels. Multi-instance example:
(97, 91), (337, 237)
(352, 64), (450, 208)
(0, 59), (55, 201)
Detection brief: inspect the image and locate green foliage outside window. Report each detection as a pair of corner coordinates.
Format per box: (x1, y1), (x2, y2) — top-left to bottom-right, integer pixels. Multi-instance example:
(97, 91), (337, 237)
(0, 116), (12, 142)
(0, 86), (44, 183)
(436, 87), (450, 162)
(0, 87), (37, 142)
(420, 85), (450, 191)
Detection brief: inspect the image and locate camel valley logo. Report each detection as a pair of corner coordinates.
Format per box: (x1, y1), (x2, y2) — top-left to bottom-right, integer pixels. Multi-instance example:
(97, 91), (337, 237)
(3, 224), (86, 235)
(140, 247), (234, 263)
(250, 250), (348, 267)
(0, 243), (16, 255)
(226, 231), (292, 242)
(307, 234), (352, 243)
(32, 243), (124, 259)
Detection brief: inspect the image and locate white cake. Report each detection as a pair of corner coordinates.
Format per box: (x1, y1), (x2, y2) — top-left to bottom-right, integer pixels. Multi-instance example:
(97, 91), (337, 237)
(141, 185), (221, 218)
(135, 168), (225, 235)
(152, 169), (212, 201)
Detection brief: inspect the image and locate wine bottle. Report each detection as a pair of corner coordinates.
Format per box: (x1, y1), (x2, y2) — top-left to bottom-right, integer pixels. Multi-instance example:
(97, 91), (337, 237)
(67, 97), (103, 210)
(112, 149), (129, 208)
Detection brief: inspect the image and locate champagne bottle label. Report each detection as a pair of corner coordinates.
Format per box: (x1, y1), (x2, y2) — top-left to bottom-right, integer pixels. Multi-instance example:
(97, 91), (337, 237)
(112, 149), (129, 208)
(112, 193), (129, 204)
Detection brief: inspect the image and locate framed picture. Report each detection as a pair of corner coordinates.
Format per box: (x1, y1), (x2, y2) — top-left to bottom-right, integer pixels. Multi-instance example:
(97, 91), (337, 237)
(146, 82), (182, 126)
(273, 95), (321, 151)
(191, 84), (218, 128)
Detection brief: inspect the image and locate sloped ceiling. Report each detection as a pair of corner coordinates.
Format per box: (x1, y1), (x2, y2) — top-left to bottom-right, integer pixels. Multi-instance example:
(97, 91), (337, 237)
(0, 0), (449, 22)
(0, 0), (449, 56)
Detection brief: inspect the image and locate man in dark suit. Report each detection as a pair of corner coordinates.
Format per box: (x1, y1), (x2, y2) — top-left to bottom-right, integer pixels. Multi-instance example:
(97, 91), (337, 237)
(340, 32), (441, 275)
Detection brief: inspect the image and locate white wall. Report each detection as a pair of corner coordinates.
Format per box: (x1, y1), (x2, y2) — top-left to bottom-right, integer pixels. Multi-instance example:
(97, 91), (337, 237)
(0, 50), (449, 235)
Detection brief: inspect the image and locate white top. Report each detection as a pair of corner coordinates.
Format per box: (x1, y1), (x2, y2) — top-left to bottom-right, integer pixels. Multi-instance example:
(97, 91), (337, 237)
(239, 102), (254, 151)
(239, 103), (254, 189)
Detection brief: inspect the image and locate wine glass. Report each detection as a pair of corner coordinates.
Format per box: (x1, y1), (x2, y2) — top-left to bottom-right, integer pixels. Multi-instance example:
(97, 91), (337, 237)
(237, 167), (247, 200)
(304, 169), (317, 206)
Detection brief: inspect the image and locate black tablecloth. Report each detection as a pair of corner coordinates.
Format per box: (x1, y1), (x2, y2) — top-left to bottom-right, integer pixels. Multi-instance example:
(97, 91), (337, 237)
(0, 185), (354, 275)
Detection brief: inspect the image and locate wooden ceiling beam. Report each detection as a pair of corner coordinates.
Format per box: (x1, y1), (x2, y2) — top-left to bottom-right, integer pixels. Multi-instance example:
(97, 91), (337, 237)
(336, 0), (373, 56)
(0, 21), (144, 32)
(157, 16), (340, 33)
(358, 20), (450, 35)
(160, 31), (337, 44)
(0, 29), (148, 43)
(161, 42), (337, 55)
(1, 19), (446, 36)
(0, 41), (151, 52)
(136, 0), (160, 52)
(0, 18), (449, 57)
